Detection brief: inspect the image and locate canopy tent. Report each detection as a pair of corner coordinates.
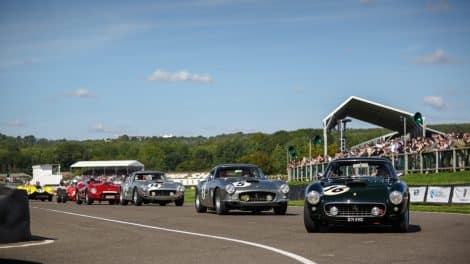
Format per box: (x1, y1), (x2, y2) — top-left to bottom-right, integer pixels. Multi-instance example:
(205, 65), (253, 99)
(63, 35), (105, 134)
(71, 160), (144, 168)
(321, 96), (443, 156)
(70, 160), (144, 177)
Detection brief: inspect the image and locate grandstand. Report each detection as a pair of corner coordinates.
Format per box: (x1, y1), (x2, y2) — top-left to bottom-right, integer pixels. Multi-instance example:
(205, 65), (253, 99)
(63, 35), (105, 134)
(287, 96), (470, 181)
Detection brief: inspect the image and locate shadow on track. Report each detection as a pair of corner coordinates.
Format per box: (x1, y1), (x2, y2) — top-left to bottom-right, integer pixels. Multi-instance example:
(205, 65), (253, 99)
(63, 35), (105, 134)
(204, 211), (299, 216)
(0, 259), (42, 264)
(319, 224), (421, 233)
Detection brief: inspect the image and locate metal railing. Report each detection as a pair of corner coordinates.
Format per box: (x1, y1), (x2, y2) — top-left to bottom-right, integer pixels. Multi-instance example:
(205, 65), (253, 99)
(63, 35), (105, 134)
(287, 147), (470, 182)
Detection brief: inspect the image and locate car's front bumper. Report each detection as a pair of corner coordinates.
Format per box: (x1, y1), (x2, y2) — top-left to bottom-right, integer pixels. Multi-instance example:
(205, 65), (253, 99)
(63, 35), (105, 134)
(142, 189), (184, 201)
(305, 202), (407, 225)
(223, 190), (288, 210)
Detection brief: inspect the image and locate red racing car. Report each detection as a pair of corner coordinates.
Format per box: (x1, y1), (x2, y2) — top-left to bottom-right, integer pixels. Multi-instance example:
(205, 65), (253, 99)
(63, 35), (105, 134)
(75, 178), (120, 205)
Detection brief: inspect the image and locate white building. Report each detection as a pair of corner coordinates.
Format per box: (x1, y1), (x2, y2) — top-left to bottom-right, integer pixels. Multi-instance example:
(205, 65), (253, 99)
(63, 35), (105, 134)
(31, 164), (63, 186)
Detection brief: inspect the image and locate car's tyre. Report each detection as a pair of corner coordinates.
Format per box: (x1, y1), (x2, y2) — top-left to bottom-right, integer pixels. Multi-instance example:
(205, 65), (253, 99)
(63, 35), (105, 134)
(119, 191), (128, 206)
(304, 202), (320, 233)
(48, 196), (53, 202)
(393, 208), (410, 233)
(133, 188), (142, 206)
(175, 195), (184, 206)
(214, 189), (227, 215)
(76, 191), (82, 205)
(143, 199), (149, 205)
(56, 196), (62, 203)
(109, 200), (115, 205)
(273, 202), (288, 215)
(195, 192), (207, 213)
(85, 191), (93, 205)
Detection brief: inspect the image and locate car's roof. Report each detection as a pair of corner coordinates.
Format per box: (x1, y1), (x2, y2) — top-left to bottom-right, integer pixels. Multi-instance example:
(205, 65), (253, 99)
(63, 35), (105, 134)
(214, 163), (259, 169)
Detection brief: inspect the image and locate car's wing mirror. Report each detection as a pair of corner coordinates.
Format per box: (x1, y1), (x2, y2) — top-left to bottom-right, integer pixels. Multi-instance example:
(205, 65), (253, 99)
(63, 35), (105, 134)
(396, 172), (404, 178)
(317, 173), (323, 177)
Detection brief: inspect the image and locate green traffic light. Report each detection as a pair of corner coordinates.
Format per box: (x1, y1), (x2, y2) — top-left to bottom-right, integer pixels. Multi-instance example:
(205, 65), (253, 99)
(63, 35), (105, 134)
(313, 135), (322, 145)
(414, 112), (423, 126)
(287, 146), (297, 158)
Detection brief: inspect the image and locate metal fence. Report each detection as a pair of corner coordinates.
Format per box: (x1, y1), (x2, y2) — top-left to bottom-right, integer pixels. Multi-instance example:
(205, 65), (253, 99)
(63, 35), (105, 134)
(288, 147), (470, 182)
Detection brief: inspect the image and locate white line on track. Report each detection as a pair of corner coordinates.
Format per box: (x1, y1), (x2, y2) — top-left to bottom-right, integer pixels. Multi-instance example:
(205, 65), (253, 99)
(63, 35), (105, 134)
(0, 239), (54, 249)
(32, 207), (316, 264)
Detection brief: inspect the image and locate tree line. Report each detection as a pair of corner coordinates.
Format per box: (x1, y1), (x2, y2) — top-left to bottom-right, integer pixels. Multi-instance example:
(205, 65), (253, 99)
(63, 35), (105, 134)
(1, 123), (468, 175)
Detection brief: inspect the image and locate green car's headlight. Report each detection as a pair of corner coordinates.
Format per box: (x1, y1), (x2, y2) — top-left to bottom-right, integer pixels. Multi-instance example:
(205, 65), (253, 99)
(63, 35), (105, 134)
(389, 191), (403, 205)
(306, 190), (321, 205)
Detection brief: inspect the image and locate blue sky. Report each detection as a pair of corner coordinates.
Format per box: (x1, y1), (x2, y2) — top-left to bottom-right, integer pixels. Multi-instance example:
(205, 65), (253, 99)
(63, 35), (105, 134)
(1, 0), (469, 139)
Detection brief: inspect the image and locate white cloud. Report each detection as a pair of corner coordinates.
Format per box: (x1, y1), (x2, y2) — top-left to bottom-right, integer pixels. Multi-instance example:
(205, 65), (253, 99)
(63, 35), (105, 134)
(89, 123), (107, 133)
(426, 0), (450, 13)
(359, 0), (375, 7)
(147, 69), (213, 84)
(70, 88), (94, 98)
(413, 49), (456, 64)
(424, 96), (446, 110)
(5, 120), (26, 128)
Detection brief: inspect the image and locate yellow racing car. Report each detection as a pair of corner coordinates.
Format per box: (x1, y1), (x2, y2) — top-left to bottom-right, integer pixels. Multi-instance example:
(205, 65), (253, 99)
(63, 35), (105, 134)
(17, 183), (54, 201)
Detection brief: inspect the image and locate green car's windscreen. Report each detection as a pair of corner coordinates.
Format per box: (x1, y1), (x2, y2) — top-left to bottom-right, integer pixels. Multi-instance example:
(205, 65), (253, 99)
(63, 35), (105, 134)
(326, 161), (391, 178)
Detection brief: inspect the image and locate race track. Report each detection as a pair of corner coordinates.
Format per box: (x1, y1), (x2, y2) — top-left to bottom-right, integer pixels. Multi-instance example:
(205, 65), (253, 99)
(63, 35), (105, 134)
(1, 201), (469, 264)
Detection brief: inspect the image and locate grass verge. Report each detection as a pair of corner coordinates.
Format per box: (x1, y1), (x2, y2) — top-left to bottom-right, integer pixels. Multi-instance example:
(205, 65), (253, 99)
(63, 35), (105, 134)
(184, 187), (196, 203)
(401, 171), (470, 185)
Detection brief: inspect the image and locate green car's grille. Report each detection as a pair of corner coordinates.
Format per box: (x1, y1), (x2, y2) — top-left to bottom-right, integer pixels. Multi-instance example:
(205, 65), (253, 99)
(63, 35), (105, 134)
(239, 192), (276, 202)
(324, 203), (386, 217)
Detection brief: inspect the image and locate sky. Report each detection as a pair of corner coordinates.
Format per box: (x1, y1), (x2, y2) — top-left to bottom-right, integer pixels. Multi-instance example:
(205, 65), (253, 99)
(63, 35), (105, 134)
(1, 0), (469, 139)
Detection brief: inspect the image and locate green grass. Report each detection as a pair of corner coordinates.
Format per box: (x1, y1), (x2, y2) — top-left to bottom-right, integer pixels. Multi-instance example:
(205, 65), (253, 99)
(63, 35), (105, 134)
(410, 204), (470, 214)
(184, 187), (196, 203)
(401, 171), (470, 185)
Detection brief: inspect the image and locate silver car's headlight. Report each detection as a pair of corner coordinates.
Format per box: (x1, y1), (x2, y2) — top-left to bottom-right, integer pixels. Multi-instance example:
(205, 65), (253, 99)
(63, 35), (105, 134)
(280, 184), (290, 194)
(90, 188), (97, 194)
(306, 190), (321, 205)
(225, 184), (235, 194)
(389, 191), (403, 205)
(177, 185), (185, 192)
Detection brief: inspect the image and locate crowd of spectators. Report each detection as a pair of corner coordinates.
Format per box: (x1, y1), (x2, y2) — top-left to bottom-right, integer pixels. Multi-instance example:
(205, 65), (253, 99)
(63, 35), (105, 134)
(288, 132), (470, 169)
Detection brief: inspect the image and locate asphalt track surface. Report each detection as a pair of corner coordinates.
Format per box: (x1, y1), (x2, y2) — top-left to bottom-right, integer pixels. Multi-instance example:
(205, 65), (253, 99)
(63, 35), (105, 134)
(1, 201), (470, 264)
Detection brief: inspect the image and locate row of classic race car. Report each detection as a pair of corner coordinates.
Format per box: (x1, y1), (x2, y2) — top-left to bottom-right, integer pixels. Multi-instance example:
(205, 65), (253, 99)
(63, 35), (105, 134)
(17, 182), (54, 201)
(52, 170), (186, 206)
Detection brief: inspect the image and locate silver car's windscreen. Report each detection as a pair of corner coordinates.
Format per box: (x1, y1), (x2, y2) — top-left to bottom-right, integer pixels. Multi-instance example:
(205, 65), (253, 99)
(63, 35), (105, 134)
(216, 167), (264, 179)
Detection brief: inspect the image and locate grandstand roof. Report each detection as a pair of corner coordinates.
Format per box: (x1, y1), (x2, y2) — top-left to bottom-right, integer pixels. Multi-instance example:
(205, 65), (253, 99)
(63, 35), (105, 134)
(323, 96), (418, 134)
(70, 160), (144, 168)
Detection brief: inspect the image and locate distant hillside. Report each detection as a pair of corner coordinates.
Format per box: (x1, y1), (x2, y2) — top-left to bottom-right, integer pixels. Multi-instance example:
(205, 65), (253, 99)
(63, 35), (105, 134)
(1, 123), (468, 175)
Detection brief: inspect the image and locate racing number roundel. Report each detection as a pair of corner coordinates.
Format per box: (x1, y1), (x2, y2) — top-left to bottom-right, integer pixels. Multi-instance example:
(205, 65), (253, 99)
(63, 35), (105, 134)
(323, 185), (350, 196)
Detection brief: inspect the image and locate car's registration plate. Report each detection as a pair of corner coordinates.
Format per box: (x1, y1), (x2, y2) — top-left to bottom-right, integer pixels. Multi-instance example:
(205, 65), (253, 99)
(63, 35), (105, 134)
(347, 217), (364, 222)
(105, 195), (115, 199)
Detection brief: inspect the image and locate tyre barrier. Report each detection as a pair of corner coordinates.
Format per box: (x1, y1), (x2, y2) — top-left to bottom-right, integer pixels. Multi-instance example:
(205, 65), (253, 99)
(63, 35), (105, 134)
(0, 186), (32, 243)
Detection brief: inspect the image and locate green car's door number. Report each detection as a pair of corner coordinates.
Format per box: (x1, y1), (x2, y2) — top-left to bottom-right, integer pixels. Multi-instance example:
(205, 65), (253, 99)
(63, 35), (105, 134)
(323, 185), (350, 196)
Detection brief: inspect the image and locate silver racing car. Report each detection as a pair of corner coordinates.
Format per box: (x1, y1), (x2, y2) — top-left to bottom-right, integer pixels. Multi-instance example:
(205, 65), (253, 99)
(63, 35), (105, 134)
(120, 171), (185, 206)
(195, 163), (289, 215)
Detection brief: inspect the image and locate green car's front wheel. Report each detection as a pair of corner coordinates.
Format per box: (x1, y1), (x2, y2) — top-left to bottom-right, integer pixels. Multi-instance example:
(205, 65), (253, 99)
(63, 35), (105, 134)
(304, 202), (320, 233)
